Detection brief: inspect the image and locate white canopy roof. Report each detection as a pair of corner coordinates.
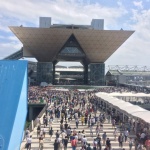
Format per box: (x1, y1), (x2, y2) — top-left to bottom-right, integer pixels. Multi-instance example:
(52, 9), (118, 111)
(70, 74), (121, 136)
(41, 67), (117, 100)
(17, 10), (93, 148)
(131, 111), (150, 123)
(109, 92), (150, 97)
(96, 92), (150, 124)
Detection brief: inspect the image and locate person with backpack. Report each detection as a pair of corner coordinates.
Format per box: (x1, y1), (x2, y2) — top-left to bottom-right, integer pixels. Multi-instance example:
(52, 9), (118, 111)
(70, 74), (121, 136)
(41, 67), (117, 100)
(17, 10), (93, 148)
(49, 127), (53, 141)
(71, 137), (77, 150)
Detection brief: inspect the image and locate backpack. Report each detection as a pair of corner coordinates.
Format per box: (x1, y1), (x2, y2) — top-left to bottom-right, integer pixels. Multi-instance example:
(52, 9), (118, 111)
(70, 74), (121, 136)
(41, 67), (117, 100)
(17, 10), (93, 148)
(71, 140), (76, 146)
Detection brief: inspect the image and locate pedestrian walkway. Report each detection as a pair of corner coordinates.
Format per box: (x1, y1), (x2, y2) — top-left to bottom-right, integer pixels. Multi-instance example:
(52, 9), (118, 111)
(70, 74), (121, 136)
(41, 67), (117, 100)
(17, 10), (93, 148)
(21, 102), (135, 150)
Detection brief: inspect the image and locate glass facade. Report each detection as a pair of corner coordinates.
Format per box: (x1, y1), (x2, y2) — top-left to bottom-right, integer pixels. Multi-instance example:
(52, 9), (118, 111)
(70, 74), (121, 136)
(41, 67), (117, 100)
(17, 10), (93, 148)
(37, 62), (53, 84)
(88, 63), (105, 85)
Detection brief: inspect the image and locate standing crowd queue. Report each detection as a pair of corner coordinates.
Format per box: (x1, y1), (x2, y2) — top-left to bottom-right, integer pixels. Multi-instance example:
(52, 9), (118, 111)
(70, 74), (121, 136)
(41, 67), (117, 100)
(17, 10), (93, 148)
(25, 86), (150, 150)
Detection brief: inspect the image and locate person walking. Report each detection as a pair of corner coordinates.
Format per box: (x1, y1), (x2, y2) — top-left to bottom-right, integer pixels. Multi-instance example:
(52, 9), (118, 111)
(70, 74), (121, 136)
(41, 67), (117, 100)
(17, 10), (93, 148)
(37, 125), (41, 138)
(75, 118), (79, 129)
(81, 116), (84, 126)
(90, 125), (93, 137)
(124, 128), (129, 142)
(39, 135), (44, 150)
(26, 135), (32, 150)
(96, 125), (100, 136)
(129, 138), (133, 150)
(54, 139), (59, 150)
(118, 133), (124, 148)
(106, 138), (111, 150)
(93, 138), (97, 150)
(64, 136), (68, 150)
(145, 137), (150, 150)
(96, 134), (101, 150)
(49, 127), (53, 141)
(102, 132), (107, 146)
(71, 137), (77, 150)
(113, 127), (118, 141)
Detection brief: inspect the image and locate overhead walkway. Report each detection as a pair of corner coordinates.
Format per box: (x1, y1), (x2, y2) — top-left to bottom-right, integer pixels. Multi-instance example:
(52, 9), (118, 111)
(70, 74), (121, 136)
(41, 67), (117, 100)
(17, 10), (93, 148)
(3, 47), (23, 60)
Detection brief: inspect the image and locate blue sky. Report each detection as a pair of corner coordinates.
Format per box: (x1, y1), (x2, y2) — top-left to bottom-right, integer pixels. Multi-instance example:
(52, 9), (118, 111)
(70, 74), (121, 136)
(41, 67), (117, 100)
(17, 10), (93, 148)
(0, 0), (150, 67)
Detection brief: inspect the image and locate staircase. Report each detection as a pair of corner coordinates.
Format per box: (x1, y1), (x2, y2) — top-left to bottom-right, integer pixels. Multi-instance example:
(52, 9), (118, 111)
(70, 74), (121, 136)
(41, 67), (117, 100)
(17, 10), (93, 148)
(21, 104), (135, 150)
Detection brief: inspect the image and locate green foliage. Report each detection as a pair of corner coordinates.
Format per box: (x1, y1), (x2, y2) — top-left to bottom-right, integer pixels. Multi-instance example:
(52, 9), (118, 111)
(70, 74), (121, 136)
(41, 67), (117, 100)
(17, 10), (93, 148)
(24, 121), (31, 130)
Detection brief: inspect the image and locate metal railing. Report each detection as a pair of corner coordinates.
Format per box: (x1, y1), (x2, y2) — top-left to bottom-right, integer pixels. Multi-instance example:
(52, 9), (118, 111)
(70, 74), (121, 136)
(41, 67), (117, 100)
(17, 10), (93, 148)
(28, 104), (47, 132)
(3, 48), (23, 60)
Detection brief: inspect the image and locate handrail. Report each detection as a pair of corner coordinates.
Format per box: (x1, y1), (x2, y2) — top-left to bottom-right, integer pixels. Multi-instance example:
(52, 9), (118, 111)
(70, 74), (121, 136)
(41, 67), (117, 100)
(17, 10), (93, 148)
(21, 104), (47, 150)
(28, 104), (47, 132)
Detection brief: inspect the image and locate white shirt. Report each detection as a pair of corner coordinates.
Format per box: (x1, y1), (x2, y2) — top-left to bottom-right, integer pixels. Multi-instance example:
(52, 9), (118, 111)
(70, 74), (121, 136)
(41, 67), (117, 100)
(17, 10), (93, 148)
(61, 132), (66, 139)
(92, 118), (95, 123)
(27, 137), (32, 144)
(78, 133), (82, 139)
(82, 137), (87, 143)
(140, 133), (146, 138)
(124, 130), (129, 136)
(114, 130), (118, 135)
(90, 126), (93, 132)
(75, 135), (78, 140)
(93, 141), (97, 147)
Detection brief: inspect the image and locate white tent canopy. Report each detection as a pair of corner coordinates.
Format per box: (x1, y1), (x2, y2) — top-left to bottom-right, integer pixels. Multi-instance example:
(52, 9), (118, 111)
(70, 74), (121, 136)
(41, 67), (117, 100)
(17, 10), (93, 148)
(95, 92), (150, 124)
(109, 92), (150, 97)
(131, 111), (150, 123)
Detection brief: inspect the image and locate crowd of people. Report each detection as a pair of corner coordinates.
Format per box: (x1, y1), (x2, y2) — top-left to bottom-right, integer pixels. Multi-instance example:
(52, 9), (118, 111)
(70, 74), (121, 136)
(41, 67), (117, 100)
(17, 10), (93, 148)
(24, 86), (150, 150)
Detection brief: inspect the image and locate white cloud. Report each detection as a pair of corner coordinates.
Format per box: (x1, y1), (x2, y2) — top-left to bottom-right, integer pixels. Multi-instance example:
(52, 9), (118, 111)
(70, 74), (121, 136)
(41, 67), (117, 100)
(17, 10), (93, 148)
(133, 1), (143, 9)
(106, 8), (150, 66)
(0, 42), (22, 59)
(0, 35), (22, 59)
(0, 0), (150, 69)
(0, 0), (127, 28)
(0, 0), (128, 59)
